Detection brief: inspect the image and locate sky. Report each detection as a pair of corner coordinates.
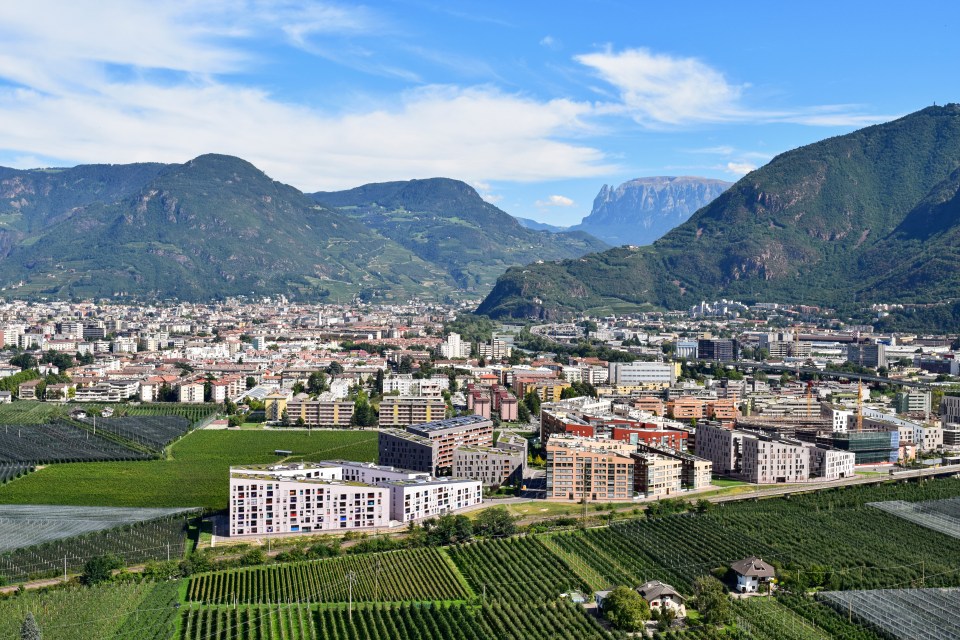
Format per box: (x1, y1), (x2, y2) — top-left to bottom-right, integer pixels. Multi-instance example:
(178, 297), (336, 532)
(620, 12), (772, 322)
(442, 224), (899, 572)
(0, 1), (956, 226)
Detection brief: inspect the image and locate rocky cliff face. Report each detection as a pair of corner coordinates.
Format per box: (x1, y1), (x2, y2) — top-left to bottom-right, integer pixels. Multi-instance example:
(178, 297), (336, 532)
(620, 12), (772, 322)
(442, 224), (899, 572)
(572, 176), (732, 245)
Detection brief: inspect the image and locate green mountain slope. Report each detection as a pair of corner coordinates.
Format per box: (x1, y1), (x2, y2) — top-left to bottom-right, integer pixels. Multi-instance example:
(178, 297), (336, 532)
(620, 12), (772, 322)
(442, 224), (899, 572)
(0, 155), (450, 301)
(313, 178), (608, 291)
(477, 104), (960, 319)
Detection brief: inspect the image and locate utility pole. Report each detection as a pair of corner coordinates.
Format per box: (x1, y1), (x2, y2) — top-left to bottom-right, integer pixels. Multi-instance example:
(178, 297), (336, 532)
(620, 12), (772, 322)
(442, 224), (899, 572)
(63, 555), (67, 582)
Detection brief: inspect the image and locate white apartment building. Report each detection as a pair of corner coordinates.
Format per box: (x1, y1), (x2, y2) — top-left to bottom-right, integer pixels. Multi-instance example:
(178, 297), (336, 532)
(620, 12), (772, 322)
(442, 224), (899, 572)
(608, 362), (676, 386)
(229, 463), (389, 536)
(439, 332), (471, 359)
(229, 461), (481, 535)
(179, 381), (205, 404)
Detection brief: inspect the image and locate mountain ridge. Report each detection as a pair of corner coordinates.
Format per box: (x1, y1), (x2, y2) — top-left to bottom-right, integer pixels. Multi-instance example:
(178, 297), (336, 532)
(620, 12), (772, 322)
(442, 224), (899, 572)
(476, 104), (960, 320)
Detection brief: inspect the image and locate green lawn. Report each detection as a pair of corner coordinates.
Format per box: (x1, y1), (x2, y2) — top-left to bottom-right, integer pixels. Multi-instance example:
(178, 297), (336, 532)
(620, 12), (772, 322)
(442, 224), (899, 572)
(0, 429), (377, 510)
(711, 476), (750, 487)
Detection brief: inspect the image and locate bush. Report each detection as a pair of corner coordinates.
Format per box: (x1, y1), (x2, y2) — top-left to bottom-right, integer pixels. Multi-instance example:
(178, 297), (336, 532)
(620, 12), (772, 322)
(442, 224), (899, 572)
(81, 554), (123, 585)
(602, 585), (651, 631)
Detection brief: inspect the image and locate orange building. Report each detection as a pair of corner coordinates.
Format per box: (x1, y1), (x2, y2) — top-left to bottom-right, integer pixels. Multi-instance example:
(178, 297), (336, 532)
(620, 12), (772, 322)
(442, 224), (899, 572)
(667, 397), (707, 421)
(633, 396), (665, 416)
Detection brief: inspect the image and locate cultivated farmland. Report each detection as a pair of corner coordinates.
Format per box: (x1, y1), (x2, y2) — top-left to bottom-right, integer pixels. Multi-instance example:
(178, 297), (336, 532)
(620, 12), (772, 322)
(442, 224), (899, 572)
(0, 420), (152, 464)
(187, 548), (469, 604)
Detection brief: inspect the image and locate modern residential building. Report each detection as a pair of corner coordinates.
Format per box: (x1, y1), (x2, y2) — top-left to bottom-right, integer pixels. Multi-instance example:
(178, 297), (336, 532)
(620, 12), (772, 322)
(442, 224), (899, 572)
(228, 462), (389, 536)
(631, 453), (682, 498)
(438, 332), (471, 359)
(635, 443), (712, 490)
(406, 415), (494, 472)
(545, 436), (637, 501)
(894, 389), (932, 417)
(452, 434), (527, 486)
(378, 429), (438, 474)
(378, 396), (446, 427)
(179, 381), (206, 404)
(696, 423), (855, 483)
(286, 393), (355, 427)
(607, 361), (677, 386)
(228, 461), (482, 534)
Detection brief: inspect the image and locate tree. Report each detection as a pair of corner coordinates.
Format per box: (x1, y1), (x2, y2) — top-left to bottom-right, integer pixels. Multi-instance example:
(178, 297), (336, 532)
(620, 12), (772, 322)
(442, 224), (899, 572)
(517, 401), (530, 423)
(307, 371), (328, 395)
(693, 575), (731, 626)
(9, 353), (36, 370)
(423, 514), (473, 546)
(374, 369), (384, 395)
(602, 585), (650, 631)
(245, 376), (257, 389)
(292, 381), (305, 395)
(20, 612), (41, 640)
(398, 355), (414, 374)
(81, 554), (123, 585)
(326, 361), (344, 376)
(350, 390), (376, 427)
(474, 506), (518, 538)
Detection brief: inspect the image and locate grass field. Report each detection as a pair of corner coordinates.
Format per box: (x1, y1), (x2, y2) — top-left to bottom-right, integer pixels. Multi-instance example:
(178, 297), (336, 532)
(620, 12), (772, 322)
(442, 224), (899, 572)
(0, 429), (378, 509)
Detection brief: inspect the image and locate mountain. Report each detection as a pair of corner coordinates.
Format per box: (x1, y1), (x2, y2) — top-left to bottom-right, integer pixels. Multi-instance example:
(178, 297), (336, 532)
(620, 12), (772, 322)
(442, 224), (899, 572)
(514, 217), (569, 233)
(570, 177), (732, 246)
(477, 104), (960, 320)
(0, 155), (452, 301)
(312, 178), (607, 291)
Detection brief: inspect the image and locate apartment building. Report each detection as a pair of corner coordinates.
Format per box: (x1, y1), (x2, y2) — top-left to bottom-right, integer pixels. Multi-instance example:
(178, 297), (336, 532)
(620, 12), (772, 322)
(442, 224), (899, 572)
(631, 453), (682, 498)
(406, 415), (494, 471)
(286, 393), (355, 427)
(228, 463), (389, 536)
(378, 396), (446, 427)
(697, 339), (737, 362)
(635, 443), (713, 490)
(607, 362), (677, 386)
(75, 380), (140, 402)
(846, 342), (887, 369)
(545, 436), (637, 501)
(378, 429), (438, 474)
(179, 381), (206, 404)
(696, 423), (854, 484)
(452, 434), (527, 486)
(894, 389), (932, 417)
(228, 461), (481, 535)
(438, 332), (471, 359)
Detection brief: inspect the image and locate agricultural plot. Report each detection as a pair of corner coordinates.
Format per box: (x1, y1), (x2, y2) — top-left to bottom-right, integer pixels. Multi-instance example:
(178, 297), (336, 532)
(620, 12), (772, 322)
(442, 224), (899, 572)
(178, 600), (616, 640)
(0, 580), (168, 640)
(0, 462), (33, 483)
(775, 594), (889, 640)
(550, 513), (776, 593)
(112, 580), (183, 640)
(0, 504), (198, 552)
(0, 420), (150, 463)
(820, 588), (960, 640)
(0, 401), (68, 424)
(79, 415), (193, 451)
(0, 429), (378, 509)
(0, 510), (196, 582)
(187, 547), (469, 604)
(733, 598), (830, 640)
(869, 497), (960, 539)
(448, 536), (588, 602)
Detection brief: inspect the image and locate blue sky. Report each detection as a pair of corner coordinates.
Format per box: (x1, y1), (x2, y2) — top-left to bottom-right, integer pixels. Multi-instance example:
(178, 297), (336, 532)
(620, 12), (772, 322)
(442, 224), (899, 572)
(0, 1), (954, 226)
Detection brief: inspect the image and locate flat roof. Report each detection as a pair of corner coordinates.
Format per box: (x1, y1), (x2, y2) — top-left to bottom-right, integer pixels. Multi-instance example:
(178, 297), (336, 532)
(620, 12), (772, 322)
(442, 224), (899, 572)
(408, 414), (492, 433)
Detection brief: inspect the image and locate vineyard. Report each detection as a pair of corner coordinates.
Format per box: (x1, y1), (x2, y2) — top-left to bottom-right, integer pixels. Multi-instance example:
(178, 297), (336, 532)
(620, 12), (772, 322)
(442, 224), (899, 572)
(178, 600), (618, 640)
(733, 598), (831, 640)
(547, 514), (776, 593)
(0, 420), (152, 463)
(0, 580), (173, 640)
(0, 509), (197, 582)
(187, 547), (470, 604)
(448, 536), (588, 602)
(79, 415), (194, 451)
(0, 401), (219, 426)
(0, 462), (33, 483)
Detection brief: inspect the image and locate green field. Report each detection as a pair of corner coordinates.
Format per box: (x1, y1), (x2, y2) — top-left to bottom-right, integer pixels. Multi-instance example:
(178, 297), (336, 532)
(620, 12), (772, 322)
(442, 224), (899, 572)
(0, 429), (378, 509)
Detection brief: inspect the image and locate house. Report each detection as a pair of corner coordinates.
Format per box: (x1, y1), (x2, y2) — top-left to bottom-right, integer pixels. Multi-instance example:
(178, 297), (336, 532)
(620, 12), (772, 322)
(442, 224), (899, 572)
(636, 580), (686, 617)
(18, 379), (42, 400)
(0, 391), (11, 404)
(594, 590), (612, 609)
(730, 556), (776, 593)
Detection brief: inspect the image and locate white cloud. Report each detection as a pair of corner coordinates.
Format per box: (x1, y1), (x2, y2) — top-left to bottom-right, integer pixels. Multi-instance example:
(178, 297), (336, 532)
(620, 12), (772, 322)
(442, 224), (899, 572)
(575, 47), (894, 129)
(540, 35), (560, 49)
(725, 162), (756, 176)
(536, 195), (575, 207)
(0, 3), (617, 190)
(575, 47), (744, 126)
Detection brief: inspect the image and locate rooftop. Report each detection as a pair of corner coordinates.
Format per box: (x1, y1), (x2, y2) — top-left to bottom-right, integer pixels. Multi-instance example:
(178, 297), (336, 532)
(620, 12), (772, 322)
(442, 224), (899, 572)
(408, 414), (492, 433)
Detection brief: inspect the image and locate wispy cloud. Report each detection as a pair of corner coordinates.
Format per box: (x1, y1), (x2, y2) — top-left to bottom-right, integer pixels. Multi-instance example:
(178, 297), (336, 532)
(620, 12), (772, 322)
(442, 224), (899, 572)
(725, 162), (756, 176)
(575, 46), (894, 129)
(536, 195), (575, 207)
